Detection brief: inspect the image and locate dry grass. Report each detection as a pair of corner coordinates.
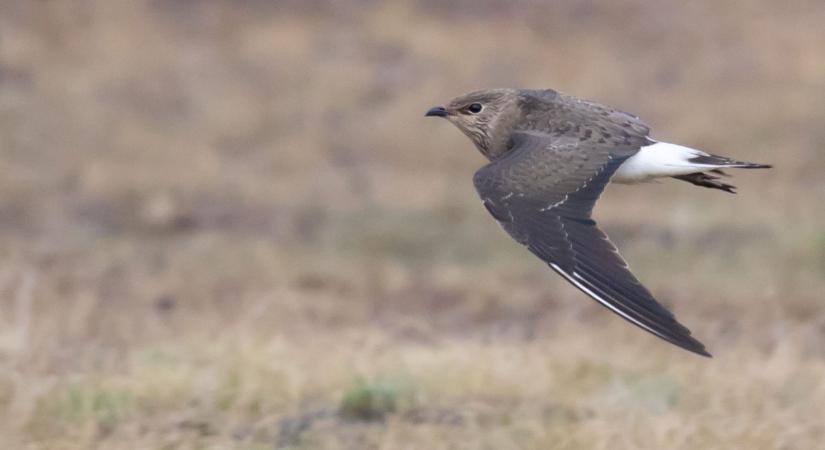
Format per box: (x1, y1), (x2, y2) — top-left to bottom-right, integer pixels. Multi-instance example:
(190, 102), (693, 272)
(1, 1), (824, 448)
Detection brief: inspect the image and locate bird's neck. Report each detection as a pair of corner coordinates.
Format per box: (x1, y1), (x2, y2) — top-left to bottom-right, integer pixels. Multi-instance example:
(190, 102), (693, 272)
(482, 111), (520, 161)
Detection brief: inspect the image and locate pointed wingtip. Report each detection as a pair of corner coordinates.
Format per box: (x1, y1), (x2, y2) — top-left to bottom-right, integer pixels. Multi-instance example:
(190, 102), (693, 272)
(694, 347), (713, 358)
(675, 336), (712, 358)
(670, 339), (712, 357)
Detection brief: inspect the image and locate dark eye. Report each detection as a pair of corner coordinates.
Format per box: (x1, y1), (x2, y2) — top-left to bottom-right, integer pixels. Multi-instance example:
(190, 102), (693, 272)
(467, 103), (483, 113)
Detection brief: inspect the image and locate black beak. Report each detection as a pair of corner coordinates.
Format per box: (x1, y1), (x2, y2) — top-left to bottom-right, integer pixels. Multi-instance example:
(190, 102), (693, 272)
(425, 105), (448, 117)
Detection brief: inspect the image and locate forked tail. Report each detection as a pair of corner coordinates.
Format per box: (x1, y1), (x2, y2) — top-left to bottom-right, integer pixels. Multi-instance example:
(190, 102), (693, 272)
(672, 155), (772, 194)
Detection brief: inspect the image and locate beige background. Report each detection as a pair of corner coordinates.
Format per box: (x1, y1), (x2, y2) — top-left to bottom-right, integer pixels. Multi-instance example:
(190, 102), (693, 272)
(1, 1), (823, 448)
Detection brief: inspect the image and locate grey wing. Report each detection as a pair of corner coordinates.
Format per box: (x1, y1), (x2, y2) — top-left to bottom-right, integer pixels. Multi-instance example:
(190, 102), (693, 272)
(474, 132), (710, 357)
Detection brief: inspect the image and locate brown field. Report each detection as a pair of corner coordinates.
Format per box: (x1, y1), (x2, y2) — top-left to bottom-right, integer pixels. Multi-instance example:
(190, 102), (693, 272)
(1, 1), (824, 449)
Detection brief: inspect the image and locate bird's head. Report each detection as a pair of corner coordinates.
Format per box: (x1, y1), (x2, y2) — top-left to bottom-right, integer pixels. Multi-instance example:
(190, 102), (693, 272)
(426, 88), (522, 159)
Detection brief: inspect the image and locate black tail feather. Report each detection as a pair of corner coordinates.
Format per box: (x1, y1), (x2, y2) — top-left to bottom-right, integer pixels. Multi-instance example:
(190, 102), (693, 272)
(672, 172), (738, 194)
(676, 155), (771, 193)
(688, 154), (772, 169)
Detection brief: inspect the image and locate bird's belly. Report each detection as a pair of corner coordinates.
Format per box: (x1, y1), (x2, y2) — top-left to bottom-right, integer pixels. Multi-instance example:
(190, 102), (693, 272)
(612, 141), (706, 184)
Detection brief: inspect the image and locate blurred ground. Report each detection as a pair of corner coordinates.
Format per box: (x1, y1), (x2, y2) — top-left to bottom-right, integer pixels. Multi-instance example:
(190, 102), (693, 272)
(1, 1), (824, 449)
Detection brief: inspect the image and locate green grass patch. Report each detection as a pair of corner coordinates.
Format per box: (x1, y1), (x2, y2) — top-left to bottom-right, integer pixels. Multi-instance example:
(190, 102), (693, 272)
(30, 380), (135, 435)
(339, 376), (414, 421)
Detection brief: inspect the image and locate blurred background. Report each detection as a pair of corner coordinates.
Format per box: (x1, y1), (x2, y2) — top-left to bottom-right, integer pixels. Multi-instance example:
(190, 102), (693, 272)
(1, 1), (824, 448)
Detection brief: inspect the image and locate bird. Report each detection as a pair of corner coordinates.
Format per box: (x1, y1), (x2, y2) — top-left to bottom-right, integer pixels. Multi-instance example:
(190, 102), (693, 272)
(425, 88), (771, 357)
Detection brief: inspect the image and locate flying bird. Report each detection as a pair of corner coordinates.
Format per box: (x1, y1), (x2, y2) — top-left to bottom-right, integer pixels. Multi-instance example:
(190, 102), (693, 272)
(426, 88), (770, 357)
